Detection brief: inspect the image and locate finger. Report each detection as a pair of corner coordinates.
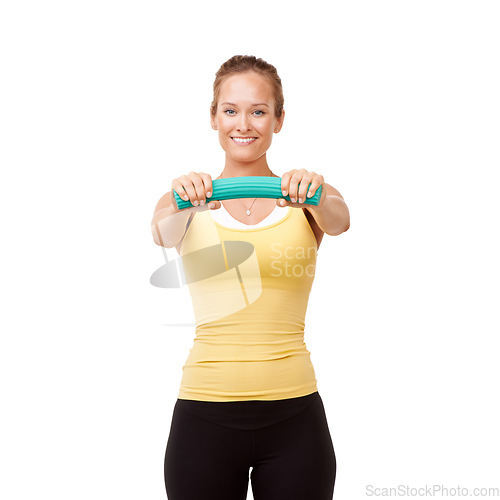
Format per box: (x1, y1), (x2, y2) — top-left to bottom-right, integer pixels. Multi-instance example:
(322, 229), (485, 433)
(188, 173), (206, 206)
(288, 173), (301, 203)
(208, 200), (221, 209)
(297, 175), (313, 203)
(172, 178), (191, 204)
(304, 178), (322, 202)
(177, 175), (199, 207)
(199, 172), (213, 202)
(277, 198), (289, 207)
(280, 170), (294, 197)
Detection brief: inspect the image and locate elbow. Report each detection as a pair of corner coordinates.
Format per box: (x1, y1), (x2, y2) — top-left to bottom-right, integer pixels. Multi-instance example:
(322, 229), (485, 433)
(151, 226), (178, 248)
(328, 213), (350, 236)
(151, 225), (168, 247)
(339, 208), (350, 234)
(328, 225), (349, 236)
(151, 224), (161, 246)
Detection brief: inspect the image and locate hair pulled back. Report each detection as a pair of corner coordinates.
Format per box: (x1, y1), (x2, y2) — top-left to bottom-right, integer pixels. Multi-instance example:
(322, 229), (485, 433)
(210, 55), (284, 119)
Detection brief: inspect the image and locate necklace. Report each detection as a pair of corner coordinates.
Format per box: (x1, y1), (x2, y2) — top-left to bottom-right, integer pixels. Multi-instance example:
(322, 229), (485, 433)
(219, 172), (273, 216)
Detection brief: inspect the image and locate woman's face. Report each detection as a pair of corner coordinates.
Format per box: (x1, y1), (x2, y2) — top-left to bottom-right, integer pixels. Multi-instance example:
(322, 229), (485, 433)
(210, 71), (284, 163)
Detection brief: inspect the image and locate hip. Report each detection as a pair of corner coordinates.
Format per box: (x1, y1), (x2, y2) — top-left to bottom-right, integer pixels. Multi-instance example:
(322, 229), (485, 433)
(174, 390), (322, 431)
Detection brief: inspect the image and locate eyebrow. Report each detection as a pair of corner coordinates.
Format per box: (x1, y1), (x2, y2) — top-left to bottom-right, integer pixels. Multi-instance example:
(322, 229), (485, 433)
(221, 102), (270, 107)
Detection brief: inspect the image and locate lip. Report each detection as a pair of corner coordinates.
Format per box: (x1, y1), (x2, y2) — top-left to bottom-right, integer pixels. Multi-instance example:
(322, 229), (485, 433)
(231, 137), (258, 145)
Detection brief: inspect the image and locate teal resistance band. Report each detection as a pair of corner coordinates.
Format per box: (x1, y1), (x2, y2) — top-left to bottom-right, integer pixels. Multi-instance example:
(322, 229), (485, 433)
(173, 176), (322, 210)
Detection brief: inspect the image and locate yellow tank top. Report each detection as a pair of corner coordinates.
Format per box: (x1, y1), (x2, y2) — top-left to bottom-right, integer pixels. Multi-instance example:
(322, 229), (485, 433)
(177, 205), (319, 402)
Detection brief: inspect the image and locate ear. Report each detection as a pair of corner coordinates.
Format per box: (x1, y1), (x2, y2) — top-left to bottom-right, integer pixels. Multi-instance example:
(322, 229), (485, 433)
(275, 109), (285, 133)
(210, 110), (217, 130)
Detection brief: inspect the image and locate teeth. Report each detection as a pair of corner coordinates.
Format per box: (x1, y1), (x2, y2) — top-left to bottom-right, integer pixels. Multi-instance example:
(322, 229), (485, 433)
(232, 137), (256, 143)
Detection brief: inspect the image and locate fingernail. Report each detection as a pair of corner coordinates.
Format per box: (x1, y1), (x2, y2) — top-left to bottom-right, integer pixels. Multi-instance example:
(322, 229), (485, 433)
(183, 195), (189, 200)
(291, 198), (296, 203)
(279, 199), (285, 206)
(193, 200), (198, 206)
(200, 200), (205, 205)
(298, 198), (303, 203)
(209, 202), (215, 208)
(307, 191), (312, 197)
(282, 190), (287, 196)
(207, 192), (212, 198)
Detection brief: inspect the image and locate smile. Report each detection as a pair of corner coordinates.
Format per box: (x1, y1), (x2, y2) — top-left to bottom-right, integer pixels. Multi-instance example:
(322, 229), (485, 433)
(231, 137), (257, 144)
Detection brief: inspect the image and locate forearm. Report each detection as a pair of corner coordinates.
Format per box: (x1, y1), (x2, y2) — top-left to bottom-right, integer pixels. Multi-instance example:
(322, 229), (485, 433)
(308, 190), (350, 236)
(151, 200), (192, 248)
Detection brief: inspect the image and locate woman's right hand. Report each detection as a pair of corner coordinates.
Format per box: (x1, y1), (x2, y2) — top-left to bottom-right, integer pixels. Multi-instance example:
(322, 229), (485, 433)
(170, 171), (221, 212)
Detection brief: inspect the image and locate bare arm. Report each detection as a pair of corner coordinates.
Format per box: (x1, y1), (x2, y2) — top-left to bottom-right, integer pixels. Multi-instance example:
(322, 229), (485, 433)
(307, 183), (350, 236)
(151, 191), (194, 248)
(151, 172), (222, 248)
(151, 191), (221, 248)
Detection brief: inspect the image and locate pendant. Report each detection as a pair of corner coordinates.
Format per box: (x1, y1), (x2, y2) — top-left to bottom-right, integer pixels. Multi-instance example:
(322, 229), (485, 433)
(246, 209), (251, 216)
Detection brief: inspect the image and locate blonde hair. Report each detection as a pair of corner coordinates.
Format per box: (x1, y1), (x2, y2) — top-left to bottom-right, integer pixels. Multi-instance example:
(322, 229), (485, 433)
(210, 55), (284, 119)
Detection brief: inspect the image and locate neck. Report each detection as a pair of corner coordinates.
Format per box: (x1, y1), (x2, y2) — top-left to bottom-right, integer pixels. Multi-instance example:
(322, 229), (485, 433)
(221, 155), (273, 178)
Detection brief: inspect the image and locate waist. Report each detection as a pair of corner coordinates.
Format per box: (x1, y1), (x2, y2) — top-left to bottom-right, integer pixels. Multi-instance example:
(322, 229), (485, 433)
(175, 390), (320, 431)
(187, 336), (310, 362)
(178, 351), (318, 402)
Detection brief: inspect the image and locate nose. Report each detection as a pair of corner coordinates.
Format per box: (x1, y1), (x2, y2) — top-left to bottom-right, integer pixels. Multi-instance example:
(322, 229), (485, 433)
(236, 113), (251, 132)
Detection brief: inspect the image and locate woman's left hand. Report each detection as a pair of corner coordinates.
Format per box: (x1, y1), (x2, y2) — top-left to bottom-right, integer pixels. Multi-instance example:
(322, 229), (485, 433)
(277, 169), (324, 207)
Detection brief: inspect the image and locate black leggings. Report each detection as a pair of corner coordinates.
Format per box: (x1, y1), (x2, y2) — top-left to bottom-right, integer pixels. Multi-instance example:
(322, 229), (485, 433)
(164, 391), (336, 499)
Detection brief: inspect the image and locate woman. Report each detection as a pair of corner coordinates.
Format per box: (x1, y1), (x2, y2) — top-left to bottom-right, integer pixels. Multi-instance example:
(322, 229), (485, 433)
(151, 55), (350, 500)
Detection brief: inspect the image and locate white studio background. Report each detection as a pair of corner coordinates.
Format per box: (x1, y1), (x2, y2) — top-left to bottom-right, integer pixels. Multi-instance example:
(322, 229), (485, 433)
(1, 1), (499, 499)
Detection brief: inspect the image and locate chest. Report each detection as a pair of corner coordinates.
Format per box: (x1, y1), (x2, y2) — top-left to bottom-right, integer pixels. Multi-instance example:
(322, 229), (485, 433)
(221, 200), (323, 250)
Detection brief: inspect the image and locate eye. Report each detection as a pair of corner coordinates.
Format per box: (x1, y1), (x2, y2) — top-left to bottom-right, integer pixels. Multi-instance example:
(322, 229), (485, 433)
(224, 109), (236, 115)
(254, 110), (265, 116)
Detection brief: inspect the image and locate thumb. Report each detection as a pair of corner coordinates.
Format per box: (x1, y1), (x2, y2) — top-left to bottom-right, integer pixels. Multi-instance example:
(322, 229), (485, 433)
(208, 200), (222, 210)
(277, 198), (289, 207)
